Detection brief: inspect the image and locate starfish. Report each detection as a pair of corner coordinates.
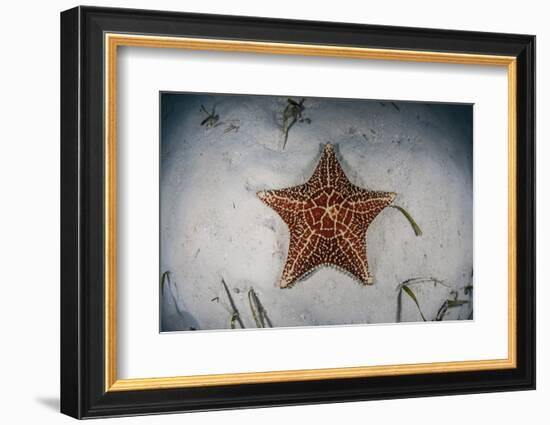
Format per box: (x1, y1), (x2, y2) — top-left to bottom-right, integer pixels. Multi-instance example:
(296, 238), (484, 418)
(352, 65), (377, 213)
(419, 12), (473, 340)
(258, 144), (395, 288)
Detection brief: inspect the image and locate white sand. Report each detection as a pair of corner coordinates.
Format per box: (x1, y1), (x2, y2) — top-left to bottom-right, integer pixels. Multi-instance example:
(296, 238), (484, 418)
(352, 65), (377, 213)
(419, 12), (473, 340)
(160, 94), (473, 331)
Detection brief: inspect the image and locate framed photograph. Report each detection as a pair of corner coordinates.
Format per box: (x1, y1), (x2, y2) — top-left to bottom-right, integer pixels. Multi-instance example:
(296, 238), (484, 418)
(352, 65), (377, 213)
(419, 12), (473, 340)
(60, 6), (535, 419)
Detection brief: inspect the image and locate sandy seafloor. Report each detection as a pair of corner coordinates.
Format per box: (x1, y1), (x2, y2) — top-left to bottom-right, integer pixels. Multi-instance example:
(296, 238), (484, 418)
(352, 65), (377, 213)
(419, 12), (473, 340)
(160, 92), (473, 332)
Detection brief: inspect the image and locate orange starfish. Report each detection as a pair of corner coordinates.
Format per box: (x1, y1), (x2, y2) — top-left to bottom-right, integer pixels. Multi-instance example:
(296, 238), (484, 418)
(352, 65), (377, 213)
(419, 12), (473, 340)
(258, 144), (395, 288)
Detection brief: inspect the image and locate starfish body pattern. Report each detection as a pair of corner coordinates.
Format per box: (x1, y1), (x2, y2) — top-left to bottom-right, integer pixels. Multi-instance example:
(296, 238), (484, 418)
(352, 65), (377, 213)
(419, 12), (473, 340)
(258, 144), (395, 288)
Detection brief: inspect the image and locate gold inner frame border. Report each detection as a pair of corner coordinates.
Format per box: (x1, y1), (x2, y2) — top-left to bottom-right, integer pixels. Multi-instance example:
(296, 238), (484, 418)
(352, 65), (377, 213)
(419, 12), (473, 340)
(104, 33), (517, 392)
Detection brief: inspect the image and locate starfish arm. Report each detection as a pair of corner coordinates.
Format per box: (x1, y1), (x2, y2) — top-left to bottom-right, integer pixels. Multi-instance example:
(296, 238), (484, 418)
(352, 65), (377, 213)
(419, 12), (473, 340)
(344, 189), (396, 229)
(257, 185), (308, 226)
(333, 231), (373, 285)
(279, 226), (323, 288)
(307, 144), (350, 193)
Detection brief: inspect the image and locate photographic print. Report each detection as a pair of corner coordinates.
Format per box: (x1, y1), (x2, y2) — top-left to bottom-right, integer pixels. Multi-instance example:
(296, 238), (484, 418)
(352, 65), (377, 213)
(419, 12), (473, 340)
(160, 92), (473, 332)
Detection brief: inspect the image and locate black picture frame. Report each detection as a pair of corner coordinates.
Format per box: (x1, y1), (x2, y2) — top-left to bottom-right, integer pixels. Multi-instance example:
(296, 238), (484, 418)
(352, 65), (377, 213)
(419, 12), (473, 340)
(61, 5), (535, 419)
